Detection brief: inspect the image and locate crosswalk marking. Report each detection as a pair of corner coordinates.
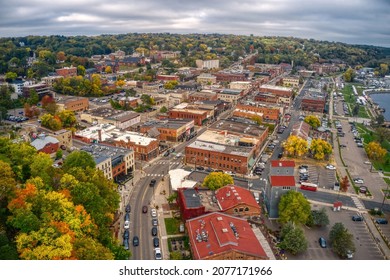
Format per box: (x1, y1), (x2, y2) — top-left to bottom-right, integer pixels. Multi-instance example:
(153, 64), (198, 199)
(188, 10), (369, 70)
(351, 195), (365, 210)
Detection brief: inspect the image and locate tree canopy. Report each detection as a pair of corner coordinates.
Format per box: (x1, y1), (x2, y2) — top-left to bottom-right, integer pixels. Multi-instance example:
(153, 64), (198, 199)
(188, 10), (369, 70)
(283, 135), (308, 157)
(310, 138), (332, 160)
(329, 223), (356, 258)
(279, 222), (308, 255)
(304, 115), (321, 129)
(202, 172), (234, 190)
(278, 190), (311, 225)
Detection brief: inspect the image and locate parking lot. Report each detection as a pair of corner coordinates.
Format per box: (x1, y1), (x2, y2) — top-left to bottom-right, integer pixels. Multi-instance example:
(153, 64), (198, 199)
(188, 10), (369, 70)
(296, 164), (336, 190)
(287, 204), (384, 260)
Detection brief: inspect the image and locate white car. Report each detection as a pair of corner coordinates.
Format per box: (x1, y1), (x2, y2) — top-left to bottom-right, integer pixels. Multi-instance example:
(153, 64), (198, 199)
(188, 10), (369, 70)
(154, 248), (162, 260)
(354, 178), (364, 184)
(364, 161), (371, 165)
(124, 220), (130, 229)
(326, 164), (336, 170)
(151, 208), (157, 218)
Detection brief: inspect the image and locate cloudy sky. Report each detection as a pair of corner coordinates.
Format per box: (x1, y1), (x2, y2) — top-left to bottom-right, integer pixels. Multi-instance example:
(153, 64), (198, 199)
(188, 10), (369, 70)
(1, 0), (389, 47)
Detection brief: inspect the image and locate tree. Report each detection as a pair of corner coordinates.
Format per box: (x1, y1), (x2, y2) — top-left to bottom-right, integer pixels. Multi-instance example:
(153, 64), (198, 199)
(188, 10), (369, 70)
(56, 51), (66, 62)
(5, 72), (17, 82)
(352, 104), (359, 116)
(329, 223), (355, 258)
(365, 141), (387, 161)
(304, 115), (320, 129)
(375, 127), (390, 144)
(105, 66), (112, 73)
(283, 135), (308, 157)
(40, 113), (62, 131)
(77, 65), (86, 76)
(166, 192), (177, 204)
(159, 106), (168, 113)
(343, 68), (355, 82)
(56, 150), (63, 160)
(0, 160), (16, 202)
(163, 80), (178, 90)
(307, 207), (329, 227)
(202, 172), (234, 190)
(29, 152), (54, 189)
(170, 251), (183, 260)
(62, 151), (96, 172)
(340, 176), (349, 192)
(58, 110), (76, 127)
(278, 190), (311, 225)
(279, 223), (308, 255)
(379, 63), (389, 77)
(27, 90), (39, 106)
(310, 138), (332, 160)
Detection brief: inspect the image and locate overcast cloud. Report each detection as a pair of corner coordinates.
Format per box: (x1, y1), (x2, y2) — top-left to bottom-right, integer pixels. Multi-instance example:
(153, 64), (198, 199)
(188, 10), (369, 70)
(0, 0), (389, 47)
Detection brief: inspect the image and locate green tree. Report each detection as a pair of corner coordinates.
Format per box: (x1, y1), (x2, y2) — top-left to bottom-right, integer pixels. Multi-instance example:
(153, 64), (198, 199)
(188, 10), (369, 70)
(27, 90), (39, 106)
(77, 65), (86, 76)
(343, 68), (355, 82)
(310, 138), (332, 160)
(375, 127), (390, 144)
(170, 251), (183, 260)
(5, 72), (17, 82)
(329, 223), (355, 258)
(307, 207), (329, 227)
(62, 151), (96, 172)
(0, 232), (19, 260)
(352, 104), (359, 116)
(202, 172), (234, 190)
(29, 152), (54, 189)
(159, 106), (168, 113)
(278, 190), (311, 225)
(279, 224), (308, 255)
(304, 115), (320, 128)
(56, 150), (63, 160)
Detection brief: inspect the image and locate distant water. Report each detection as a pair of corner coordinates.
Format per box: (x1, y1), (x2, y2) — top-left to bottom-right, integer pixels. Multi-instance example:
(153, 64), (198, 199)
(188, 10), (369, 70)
(370, 93), (390, 121)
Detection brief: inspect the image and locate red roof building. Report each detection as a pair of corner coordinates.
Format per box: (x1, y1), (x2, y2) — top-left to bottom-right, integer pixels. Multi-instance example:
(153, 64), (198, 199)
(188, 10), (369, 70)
(215, 185), (260, 216)
(186, 212), (268, 260)
(270, 160), (296, 168)
(270, 176), (296, 187)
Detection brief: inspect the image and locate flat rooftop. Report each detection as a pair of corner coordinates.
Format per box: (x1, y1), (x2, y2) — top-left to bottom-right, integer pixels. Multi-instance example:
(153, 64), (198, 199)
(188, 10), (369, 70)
(81, 143), (132, 165)
(198, 130), (259, 147)
(141, 119), (192, 129)
(209, 118), (266, 137)
(188, 140), (252, 157)
(302, 89), (327, 100)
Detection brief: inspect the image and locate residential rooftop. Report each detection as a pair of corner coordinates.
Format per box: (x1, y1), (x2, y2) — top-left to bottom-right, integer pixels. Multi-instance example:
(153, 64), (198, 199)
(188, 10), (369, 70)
(209, 118), (266, 137)
(80, 143), (132, 165)
(188, 140), (252, 157)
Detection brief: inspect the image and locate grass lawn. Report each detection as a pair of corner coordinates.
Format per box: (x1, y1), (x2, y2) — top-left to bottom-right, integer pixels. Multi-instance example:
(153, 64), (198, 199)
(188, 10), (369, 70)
(164, 217), (182, 235)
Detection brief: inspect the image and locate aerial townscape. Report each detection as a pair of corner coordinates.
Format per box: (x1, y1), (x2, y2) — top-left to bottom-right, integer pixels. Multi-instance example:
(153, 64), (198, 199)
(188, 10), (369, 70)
(1, 33), (390, 262)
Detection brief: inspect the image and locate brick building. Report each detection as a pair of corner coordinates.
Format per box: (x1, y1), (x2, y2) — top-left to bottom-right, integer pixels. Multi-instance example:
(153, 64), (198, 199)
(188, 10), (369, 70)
(301, 90), (327, 113)
(169, 107), (209, 126)
(22, 83), (51, 99)
(55, 67), (77, 78)
(186, 212), (268, 260)
(214, 73), (247, 82)
(57, 97), (89, 112)
(254, 92), (279, 104)
(188, 91), (218, 102)
(234, 103), (281, 122)
(140, 119), (195, 142)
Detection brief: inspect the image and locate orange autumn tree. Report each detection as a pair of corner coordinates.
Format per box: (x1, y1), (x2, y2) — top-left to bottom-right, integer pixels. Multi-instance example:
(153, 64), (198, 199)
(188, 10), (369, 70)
(8, 183), (112, 260)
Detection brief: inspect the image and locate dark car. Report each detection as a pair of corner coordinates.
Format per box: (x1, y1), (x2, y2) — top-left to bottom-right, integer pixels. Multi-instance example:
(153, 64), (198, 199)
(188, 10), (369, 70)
(150, 179), (156, 187)
(376, 218), (388, 224)
(163, 151), (170, 157)
(205, 167), (213, 172)
(254, 169), (262, 175)
(352, 215), (363, 221)
(142, 205), (148, 213)
(151, 226), (158, 236)
(319, 237), (327, 248)
(125, 204), (131, 213)
(278, 152), (283, 158)
(196, 166), (205, 171)
(153, 237), (159, 248)
(133, 236), (139, 247)
(123, 229), (129, 239)
(359, 186), (368, 194)
(152, 218), (158, 226)
(124, 213), (130, 222)
(123, 238), (129, 250)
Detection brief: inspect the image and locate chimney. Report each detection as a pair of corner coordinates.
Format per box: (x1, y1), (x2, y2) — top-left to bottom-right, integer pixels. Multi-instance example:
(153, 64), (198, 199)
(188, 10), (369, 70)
(97, 129), (102, 142)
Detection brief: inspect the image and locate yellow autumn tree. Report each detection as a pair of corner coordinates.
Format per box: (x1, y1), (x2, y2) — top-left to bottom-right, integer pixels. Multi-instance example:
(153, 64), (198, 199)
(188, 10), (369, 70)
(304, 115), (321, 129)
(365, 141), (387, 161)
(310, 138), (333, 160)
(283, 135), (308, 157)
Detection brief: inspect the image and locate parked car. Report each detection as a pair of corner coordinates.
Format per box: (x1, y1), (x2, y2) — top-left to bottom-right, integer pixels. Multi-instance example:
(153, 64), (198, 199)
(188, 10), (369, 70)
(123, 237), (129, 250)
(376, 218), (388, 224)
(149, 179), (156, 187)
(352, 215), (363, 221)
(123, 229), (129, 239)
(196, 166), (205, 171)
(354, 178), (364, 184)
(133, 236), (139, 247)
(151, 226), (158, 236)
(319, 237), (327, 248)
(142, 205), (148, 213)
(124, 220), (130, 229)
(154, 248), (162, 260)
(153, 237), (160, 248)
(151, 208), (157, 218)
(124, 213), (130, 222)
(125, 204), (131, 213)
(359, 186), (368, 194)
(326, 164), (336, 170)
(152, 218), (158, 226)
(163, 151), (170, 157)
(205, 167), (213, 172)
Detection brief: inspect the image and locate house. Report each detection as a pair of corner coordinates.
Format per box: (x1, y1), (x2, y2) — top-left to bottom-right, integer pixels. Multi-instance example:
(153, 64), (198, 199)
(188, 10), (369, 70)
(57, 97), (89, 112)
(30, 134), (59, 155)
(186, 212), (268, 260)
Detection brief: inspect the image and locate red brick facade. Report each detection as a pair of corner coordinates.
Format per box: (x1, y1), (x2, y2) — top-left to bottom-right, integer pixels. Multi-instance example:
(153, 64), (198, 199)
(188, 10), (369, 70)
(235, 104), (280, 122)
(169, 110), (208, 126)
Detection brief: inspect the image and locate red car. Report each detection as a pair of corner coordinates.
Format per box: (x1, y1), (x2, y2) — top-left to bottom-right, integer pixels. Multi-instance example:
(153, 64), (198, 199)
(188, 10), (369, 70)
(142, 206), (148, 213)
